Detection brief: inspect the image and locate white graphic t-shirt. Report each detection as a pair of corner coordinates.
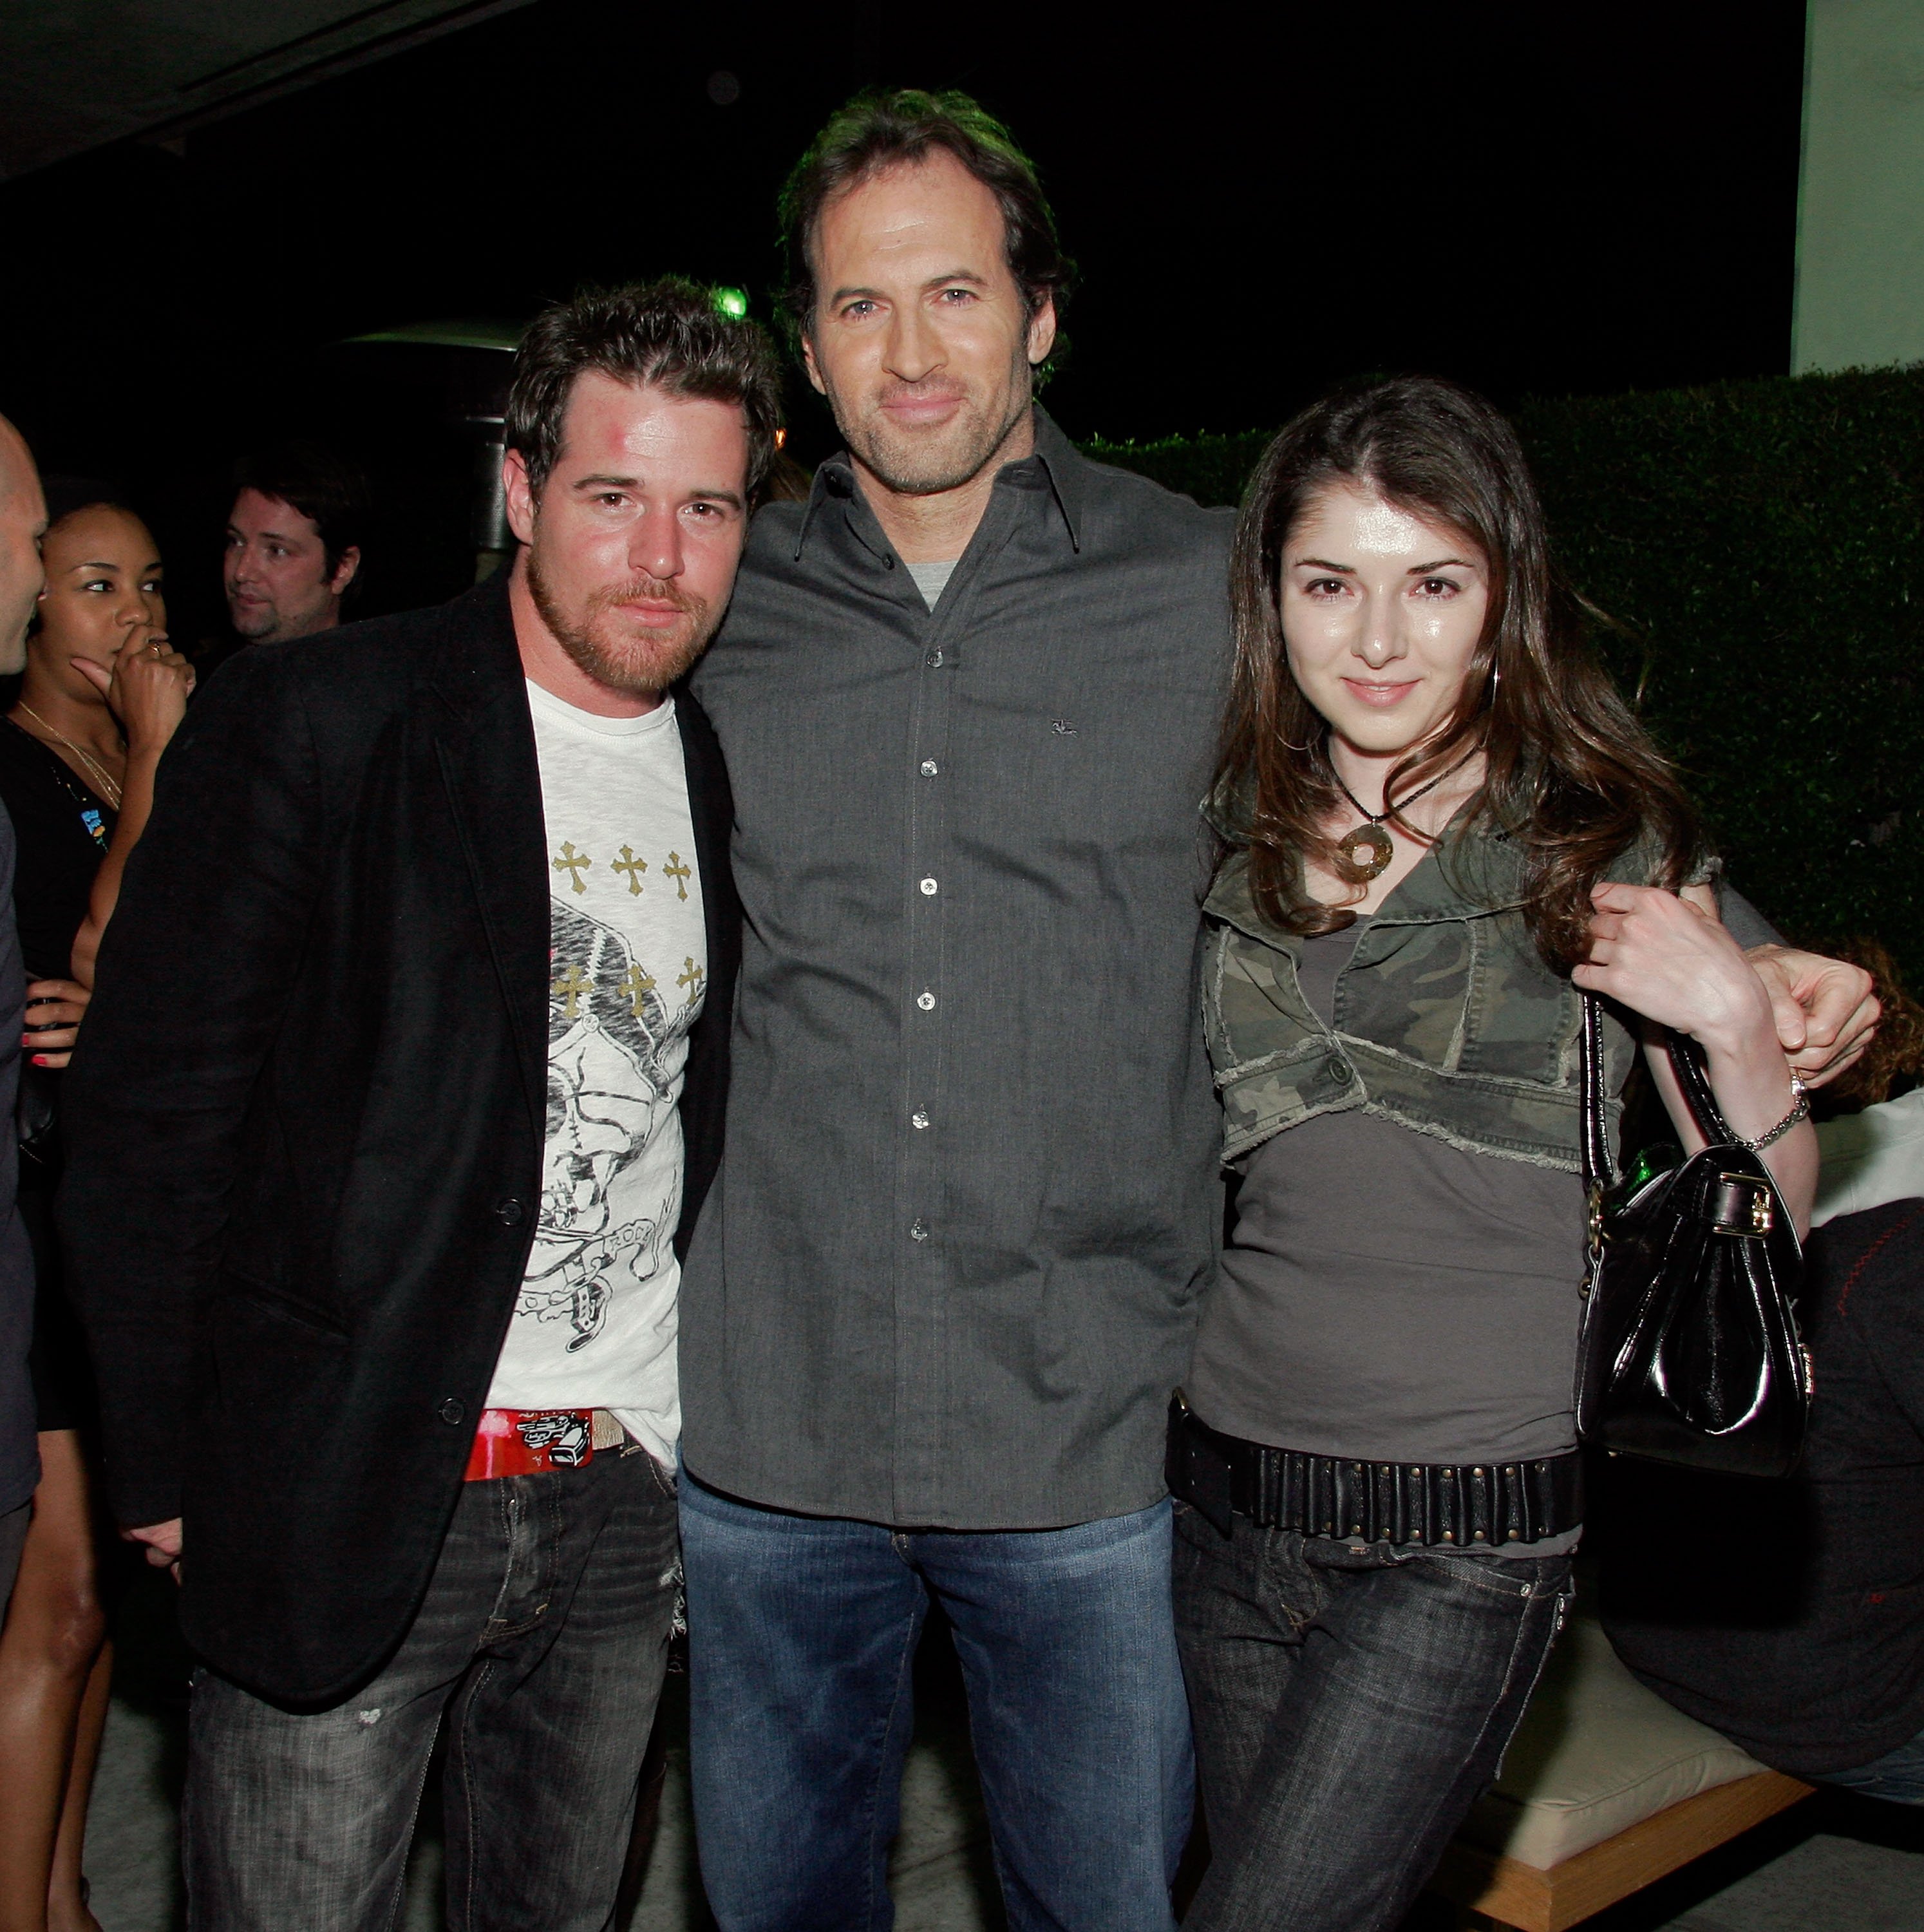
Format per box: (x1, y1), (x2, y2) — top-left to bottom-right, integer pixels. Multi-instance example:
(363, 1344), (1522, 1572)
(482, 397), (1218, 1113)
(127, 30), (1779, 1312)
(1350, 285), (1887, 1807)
(483, 679), (706, 1464)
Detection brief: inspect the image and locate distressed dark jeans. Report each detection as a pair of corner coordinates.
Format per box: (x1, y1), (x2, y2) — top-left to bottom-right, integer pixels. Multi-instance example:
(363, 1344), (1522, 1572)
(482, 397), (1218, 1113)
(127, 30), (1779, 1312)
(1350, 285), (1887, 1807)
(1173, 1500), (1571, 1932)
(183, 1444), (680, 1932)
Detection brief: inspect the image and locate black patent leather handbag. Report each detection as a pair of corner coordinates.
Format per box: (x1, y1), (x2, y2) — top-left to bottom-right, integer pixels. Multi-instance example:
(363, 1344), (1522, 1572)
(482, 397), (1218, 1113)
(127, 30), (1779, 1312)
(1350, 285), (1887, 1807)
(1572, 995), (1811, 1478)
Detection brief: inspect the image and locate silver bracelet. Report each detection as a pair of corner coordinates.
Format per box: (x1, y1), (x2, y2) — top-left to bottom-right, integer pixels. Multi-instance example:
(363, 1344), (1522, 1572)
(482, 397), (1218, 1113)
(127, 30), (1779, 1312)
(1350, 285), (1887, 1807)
(1742, 1074), (1809, 1152)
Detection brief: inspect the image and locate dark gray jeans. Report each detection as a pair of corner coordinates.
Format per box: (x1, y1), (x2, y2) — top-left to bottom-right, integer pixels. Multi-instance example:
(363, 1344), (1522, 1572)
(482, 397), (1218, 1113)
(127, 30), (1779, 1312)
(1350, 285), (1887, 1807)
(183, 1444), (679, 1932)
(1173, 1501), (1571, 1932)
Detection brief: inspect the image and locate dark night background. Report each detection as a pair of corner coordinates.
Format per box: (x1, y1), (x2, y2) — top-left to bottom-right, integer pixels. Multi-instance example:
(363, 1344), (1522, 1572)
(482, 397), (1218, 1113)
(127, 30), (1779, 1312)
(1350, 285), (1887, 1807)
(0, 3), (1810, 642)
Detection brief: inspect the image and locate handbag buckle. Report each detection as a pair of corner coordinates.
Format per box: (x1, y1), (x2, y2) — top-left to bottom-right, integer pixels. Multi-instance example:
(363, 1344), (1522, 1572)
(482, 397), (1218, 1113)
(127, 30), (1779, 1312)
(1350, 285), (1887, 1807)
(1710, 1173), (1773, 1237)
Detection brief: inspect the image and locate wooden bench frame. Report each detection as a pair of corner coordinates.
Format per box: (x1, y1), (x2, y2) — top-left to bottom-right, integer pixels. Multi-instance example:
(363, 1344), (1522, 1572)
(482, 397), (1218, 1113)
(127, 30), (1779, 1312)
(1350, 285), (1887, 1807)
(1427, 1769), (1813, 1931)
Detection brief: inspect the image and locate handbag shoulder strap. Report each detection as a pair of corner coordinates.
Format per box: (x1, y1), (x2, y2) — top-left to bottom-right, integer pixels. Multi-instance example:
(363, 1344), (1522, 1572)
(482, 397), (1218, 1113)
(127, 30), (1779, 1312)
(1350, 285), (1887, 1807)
(1580, 990), (1736, 1196)
(1579, 992), (1612, 1193)
(1665, 1026), (1738, 1146)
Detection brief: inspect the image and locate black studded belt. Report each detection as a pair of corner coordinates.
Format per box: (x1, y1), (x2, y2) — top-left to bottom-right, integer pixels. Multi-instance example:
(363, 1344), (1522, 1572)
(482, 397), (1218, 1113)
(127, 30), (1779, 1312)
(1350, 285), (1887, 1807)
(1167, 1394), (1583, 1548)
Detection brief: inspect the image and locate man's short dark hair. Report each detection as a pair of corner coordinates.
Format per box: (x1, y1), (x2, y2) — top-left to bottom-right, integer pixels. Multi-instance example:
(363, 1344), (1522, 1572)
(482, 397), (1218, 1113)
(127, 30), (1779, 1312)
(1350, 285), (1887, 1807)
(232, 442), (370, 582)
(779, 88), (1075, 377)
(506, 279), (783, 501)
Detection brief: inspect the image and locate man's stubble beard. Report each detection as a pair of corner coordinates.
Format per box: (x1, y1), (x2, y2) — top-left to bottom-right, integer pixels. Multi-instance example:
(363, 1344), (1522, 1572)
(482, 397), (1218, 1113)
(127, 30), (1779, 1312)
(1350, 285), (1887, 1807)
(228, 600), (279, 641)
(833, 341), (1036, 499)
(229, 586), (335, 645)
(527, 545), (716, 696)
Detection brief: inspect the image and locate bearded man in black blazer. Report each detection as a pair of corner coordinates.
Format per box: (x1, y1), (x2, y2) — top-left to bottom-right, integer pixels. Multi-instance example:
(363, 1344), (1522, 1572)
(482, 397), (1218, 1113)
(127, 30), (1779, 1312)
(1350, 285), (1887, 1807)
(60, 283), (775, 1931)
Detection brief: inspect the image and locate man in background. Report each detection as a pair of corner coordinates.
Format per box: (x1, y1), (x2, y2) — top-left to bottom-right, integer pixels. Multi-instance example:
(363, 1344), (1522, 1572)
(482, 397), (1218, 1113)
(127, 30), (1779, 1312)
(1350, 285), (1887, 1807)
(0, 419), (41, 1612)
(214, 441), (368, 663)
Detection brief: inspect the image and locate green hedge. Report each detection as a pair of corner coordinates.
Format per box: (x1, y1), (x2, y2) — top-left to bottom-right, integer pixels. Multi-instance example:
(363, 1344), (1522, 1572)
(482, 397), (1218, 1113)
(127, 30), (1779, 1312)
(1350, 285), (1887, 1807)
(1080, 430), (1276, 515)
(1085, 366), (1924, 978)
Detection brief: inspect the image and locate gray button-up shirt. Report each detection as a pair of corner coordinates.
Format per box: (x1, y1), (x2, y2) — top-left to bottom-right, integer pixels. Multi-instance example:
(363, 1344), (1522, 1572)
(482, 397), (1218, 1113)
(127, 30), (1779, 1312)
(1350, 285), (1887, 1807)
(683, 411), (1234, 1528)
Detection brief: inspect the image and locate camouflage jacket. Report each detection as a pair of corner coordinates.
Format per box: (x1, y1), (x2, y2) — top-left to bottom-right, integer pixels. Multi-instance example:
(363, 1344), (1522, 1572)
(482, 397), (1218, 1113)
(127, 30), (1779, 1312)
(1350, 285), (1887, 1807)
(1203, 825), (1676, 1173)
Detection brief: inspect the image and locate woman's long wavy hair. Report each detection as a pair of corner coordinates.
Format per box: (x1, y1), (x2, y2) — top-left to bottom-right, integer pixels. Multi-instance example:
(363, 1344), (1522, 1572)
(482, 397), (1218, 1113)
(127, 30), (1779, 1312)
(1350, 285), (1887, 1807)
(1216, 375), (1701, 974)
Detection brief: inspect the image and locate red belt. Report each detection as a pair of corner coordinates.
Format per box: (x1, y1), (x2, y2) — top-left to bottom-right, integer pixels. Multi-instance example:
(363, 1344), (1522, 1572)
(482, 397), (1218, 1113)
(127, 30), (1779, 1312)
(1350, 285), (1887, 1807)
(465, 1408), (623, 1481)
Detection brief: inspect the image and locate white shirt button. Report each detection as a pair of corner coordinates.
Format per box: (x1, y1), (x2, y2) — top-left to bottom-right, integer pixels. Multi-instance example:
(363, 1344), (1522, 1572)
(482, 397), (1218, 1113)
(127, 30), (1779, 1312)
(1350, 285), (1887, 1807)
(917, 992), (936, 1010)
(909, 1220), (930, 1242)
(919, 877), (938, 896)
(920, 760), (938, 777)
(911, 1111), (930, 1129)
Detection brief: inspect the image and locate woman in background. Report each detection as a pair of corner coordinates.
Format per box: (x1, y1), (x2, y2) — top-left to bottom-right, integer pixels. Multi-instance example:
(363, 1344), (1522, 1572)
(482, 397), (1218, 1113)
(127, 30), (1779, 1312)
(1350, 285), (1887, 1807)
(0, 484), (193, 1932)
(1171, 379), (1816, 1931)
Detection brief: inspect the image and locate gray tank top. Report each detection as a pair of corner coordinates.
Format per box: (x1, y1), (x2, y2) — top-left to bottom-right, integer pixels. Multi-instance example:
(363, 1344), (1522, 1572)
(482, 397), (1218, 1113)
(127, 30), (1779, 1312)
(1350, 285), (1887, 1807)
(1188, 927), (1587, 1468)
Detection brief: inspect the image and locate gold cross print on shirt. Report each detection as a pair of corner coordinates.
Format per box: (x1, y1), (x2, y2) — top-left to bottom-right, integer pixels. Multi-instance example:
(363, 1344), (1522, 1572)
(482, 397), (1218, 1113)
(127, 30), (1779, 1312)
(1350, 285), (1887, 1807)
(552, 842), (591, 894)
(552, 962), (591, 1019)
(662, 851), (692, 901)
(619, 963), (655, 1016)
(612, 846), (647, 895)
(677, 956), (705, 1003)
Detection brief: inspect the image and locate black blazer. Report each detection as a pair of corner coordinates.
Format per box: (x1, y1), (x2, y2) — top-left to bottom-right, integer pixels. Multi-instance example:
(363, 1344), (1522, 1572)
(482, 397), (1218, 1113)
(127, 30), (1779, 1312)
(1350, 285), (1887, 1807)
(59, 576), (739, 1705)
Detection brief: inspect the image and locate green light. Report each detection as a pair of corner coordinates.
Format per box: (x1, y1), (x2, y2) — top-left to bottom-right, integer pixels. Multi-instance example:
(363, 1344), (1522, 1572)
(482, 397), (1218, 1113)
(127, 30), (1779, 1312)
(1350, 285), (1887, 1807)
(712, 286), (750, 319)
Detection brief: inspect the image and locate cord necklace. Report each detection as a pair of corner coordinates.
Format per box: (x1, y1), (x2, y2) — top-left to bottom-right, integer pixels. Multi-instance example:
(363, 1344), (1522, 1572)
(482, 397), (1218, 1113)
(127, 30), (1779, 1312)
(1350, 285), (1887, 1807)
(1328, 755), (1471, 884)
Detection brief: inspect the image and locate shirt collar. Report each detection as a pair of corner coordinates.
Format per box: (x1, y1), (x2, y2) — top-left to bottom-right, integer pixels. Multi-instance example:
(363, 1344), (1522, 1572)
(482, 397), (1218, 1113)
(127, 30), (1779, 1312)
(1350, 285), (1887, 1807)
(1026, 407), (1086, 551)
(791, 404), (1084, 561)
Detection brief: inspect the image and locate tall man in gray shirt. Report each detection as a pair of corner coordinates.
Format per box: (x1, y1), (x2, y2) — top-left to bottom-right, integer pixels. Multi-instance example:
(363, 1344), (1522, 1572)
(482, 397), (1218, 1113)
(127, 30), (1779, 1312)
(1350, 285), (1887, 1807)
(680, 92), (1215, 1931)
(678, 90), (1880, 1932)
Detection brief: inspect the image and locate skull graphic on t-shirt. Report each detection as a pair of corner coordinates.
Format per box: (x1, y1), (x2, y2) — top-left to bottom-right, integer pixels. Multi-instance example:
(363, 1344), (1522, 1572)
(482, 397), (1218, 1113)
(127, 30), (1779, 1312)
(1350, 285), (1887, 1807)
(520, 898), (695, 1351)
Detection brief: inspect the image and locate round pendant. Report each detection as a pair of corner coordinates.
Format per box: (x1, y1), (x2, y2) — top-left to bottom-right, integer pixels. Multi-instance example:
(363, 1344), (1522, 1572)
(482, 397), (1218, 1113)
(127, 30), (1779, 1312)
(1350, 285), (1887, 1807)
(1335, 822), (1394, 883)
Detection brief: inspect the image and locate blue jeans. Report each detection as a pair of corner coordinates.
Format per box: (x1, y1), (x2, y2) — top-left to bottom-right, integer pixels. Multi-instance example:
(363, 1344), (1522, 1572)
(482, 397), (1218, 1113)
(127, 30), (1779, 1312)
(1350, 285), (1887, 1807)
(1173, 1501), (1572, 1932)
(1818, 1727), (1924, 1803)
(183, 1446), (680, 1932)
(679, 1475), (1193, 1931)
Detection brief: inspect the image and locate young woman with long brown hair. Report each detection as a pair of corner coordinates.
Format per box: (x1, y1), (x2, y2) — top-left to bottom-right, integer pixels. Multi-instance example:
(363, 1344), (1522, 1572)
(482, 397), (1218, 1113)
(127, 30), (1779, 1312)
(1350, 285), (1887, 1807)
(1168, 377), (1818, 1932)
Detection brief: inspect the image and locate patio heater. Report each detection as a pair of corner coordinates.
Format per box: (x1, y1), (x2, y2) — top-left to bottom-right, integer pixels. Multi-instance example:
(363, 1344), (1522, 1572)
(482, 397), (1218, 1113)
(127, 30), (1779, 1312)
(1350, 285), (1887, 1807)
(339, 319), (523, 583)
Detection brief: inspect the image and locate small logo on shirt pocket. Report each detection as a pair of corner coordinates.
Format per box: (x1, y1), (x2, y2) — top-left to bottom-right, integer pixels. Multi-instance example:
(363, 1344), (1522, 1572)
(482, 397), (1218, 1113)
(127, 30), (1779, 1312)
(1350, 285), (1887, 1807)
(1051, 719), (1078, 735)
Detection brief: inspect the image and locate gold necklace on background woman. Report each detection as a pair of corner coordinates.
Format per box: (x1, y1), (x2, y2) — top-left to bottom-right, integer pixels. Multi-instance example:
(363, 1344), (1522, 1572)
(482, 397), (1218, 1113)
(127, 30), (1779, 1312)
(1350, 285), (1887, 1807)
(15, 701), (125, 810)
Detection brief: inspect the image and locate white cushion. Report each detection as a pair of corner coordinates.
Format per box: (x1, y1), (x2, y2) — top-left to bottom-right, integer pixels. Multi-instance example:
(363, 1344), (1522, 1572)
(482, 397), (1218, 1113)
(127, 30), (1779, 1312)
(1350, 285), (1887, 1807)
(1458, 1615), (1769, 1870)
(1813, 1090), (1924, 1224)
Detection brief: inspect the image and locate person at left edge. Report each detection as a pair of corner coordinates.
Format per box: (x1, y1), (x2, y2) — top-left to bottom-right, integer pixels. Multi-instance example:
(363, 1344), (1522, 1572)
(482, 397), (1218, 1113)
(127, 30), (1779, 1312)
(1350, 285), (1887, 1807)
(57, 281), (775, 1932)
(0, 416), (42, 1619)
(0, 482), (192, 1932)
